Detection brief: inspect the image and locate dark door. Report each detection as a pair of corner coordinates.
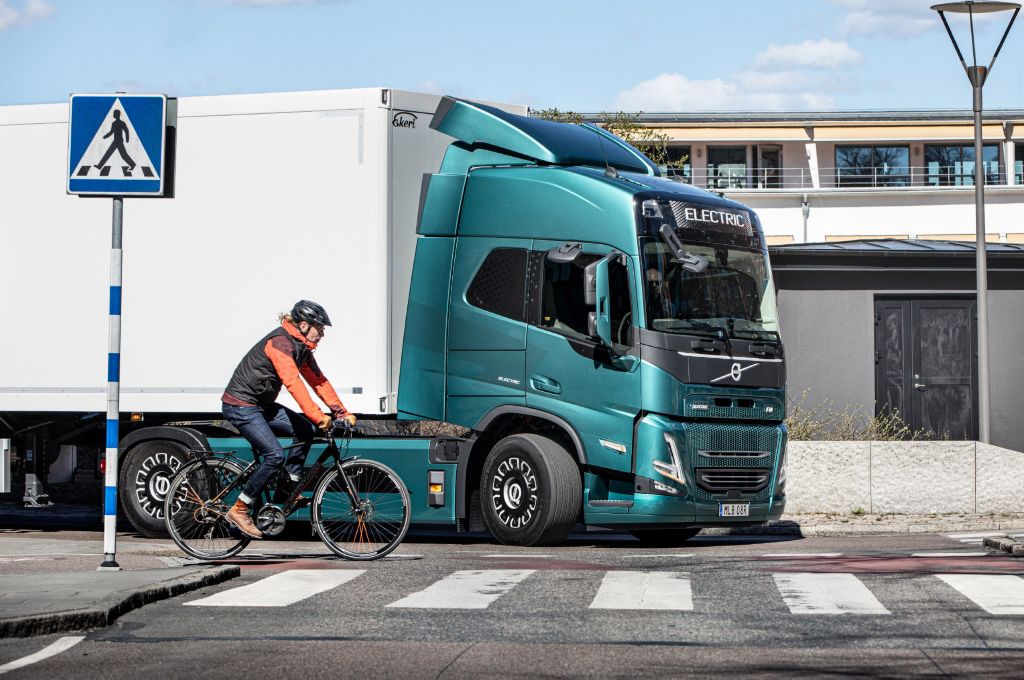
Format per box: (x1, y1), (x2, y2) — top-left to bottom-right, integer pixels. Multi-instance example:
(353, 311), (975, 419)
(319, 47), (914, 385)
(875, 297), (977, 439)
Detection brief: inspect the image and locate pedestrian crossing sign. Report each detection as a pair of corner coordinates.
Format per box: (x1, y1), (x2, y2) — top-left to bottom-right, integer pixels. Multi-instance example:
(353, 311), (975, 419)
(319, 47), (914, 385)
(67, 93), (167, 196)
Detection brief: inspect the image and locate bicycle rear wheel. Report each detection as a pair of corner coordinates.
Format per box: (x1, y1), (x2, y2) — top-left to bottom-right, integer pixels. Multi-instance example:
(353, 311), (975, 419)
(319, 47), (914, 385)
(312, 459), (411, 560)
(164, 457), (251, 560)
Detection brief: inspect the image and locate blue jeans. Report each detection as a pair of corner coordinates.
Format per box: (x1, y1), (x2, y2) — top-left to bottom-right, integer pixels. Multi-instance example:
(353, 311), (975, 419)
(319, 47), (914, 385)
(221, 402), (315, 502)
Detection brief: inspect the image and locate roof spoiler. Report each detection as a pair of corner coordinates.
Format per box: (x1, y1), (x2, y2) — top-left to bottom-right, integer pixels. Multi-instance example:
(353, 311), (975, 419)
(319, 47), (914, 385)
(430, 96), (658, 176)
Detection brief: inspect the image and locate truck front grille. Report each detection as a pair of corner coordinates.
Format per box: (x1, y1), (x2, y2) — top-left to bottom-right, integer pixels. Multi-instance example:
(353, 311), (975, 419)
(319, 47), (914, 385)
(695, 468), (770, 493)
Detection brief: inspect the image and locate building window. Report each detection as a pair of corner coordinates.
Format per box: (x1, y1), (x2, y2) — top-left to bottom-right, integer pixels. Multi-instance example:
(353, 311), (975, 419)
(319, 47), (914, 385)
(925, 144), (1000, 186)
(707, 147), (747, 189)
(467, 248), (528, 322)
(1016, 143), (1023, 184)
(663, 145), (691, 183)
(835, 145), (909, 187)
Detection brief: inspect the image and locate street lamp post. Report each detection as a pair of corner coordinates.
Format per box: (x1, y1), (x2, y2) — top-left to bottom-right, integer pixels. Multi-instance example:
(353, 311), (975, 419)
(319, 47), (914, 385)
(932, 1), (1019, 444)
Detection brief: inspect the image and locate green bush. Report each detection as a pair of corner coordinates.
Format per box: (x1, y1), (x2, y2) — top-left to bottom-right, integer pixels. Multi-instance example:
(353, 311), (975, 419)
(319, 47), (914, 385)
(786, 390), (934, 441)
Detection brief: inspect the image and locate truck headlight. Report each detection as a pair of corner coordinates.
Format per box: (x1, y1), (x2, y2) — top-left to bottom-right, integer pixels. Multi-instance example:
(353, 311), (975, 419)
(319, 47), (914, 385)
(653, 433), (686, 486)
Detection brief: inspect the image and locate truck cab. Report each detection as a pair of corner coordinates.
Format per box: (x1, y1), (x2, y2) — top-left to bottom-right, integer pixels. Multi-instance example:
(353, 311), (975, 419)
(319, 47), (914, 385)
(399, 98), (787, 545)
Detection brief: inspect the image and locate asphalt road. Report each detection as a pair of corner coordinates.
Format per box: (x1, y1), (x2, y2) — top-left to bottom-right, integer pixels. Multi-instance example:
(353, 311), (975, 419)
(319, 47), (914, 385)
(2, 531), (1024, 678)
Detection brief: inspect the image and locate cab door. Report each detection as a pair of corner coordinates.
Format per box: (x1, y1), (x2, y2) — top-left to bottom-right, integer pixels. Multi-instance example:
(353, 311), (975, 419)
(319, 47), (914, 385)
(525, 241), (641, 474)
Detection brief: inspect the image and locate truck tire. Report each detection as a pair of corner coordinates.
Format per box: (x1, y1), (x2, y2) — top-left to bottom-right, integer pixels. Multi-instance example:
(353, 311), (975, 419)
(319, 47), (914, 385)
(119, 440), (189, 538)
(629, 527), (701, 546)
(479, 434), (582, 546)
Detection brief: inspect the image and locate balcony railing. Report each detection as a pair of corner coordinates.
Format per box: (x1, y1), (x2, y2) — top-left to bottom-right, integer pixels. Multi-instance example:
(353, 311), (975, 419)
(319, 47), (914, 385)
(662, 165), (1014, 190)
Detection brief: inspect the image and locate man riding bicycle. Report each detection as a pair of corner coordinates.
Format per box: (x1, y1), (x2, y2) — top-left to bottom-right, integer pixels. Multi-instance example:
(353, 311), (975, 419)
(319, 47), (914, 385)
(221, 300), (357, 539)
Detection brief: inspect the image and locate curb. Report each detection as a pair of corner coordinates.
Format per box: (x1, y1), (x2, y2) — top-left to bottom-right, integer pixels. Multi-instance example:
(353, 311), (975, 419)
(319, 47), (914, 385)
(0, 565), (240, 639)
(705, 523), (1024, 538)
(983, 536), (1024, 557)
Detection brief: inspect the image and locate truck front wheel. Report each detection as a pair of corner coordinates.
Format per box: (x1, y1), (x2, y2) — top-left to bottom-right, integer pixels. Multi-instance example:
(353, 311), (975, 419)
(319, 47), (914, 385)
(118, 440), (188, 538)
(479, 434), (582, 546)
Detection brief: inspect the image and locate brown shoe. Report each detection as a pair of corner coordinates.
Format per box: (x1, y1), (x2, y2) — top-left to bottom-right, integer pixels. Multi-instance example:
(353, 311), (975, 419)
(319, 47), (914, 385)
(226, 500), (262, 539)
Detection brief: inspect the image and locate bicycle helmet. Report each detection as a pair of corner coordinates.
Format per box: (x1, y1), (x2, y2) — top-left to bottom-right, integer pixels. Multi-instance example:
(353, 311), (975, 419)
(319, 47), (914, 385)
(291, 299), (332, 327)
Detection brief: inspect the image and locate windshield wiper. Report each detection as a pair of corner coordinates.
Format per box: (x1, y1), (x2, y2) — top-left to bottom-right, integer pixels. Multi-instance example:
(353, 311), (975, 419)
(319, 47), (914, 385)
(728, 327), (780, 343)
(675, 320), (730, 340)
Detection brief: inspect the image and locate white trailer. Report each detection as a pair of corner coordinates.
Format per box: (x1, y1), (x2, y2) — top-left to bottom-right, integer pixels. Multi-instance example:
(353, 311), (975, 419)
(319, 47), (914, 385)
(0, 88), (525, 419)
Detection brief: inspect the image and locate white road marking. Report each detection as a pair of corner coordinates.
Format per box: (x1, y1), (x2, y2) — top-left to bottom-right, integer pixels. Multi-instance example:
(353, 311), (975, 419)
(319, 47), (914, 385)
(386, 569), (534, 609)
(945, 531), (1007, 545)
(184, 569), (364, 607)
(937, 574), (1024, 615)
(483, 554), (552, 558)
(762, 553), (842, 558)
(0, 636), (85, 675)
(589, 571), (693, 610)
(911, 552), (988, 558)
(773, 573), (890, 615)
(620, 554), (694, 559)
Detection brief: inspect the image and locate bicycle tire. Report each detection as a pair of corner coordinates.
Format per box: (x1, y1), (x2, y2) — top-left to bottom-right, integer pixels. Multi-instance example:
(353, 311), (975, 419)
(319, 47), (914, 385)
(312, 459), (411, 560)
(164, 456), (252, 560)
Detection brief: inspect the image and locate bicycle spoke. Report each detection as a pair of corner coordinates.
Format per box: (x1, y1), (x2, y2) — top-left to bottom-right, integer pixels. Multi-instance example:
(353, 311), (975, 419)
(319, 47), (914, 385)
(313, 461), (410, 560)
(165, 458), (251, 560)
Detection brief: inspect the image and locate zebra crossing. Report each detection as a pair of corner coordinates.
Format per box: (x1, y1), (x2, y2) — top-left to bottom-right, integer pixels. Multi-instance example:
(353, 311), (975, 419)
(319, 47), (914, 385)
(184, 567), (1024, 616)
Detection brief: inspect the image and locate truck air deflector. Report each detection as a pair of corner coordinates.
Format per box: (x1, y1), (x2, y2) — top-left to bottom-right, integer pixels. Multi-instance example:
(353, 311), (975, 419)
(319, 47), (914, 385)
(430, 96), (653, 174)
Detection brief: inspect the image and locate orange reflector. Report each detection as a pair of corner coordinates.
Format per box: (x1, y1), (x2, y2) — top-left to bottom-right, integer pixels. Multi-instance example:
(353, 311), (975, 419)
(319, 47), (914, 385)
(429, 483), (443, 493)
(130, 412), (145, 422)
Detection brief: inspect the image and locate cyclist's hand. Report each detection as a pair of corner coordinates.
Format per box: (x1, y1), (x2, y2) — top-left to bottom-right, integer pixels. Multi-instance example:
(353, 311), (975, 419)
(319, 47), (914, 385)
(343, 413), (357, 429)
(318, 414), (332, 431)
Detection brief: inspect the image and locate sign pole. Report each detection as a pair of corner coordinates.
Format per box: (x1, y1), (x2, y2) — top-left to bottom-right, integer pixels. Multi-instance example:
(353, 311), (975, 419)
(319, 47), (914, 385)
(100, 197), (123, 571)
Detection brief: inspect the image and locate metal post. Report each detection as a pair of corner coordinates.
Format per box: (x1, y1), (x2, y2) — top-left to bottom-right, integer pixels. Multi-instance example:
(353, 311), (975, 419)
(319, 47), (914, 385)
(970, 72), (991, 443)
(100, 197), (123, 571)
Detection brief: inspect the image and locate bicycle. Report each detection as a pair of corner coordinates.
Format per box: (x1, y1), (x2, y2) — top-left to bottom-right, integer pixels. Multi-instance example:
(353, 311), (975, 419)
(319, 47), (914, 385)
(163, 420), (411, 561)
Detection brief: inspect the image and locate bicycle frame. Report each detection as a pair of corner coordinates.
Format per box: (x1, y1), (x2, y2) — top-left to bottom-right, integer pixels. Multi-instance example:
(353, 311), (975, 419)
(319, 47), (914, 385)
(189, 425), (364, 520)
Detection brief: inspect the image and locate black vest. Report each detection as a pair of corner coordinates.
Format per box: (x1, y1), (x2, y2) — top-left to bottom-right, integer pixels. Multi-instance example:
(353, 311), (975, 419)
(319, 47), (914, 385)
(223, 327), (313, 407)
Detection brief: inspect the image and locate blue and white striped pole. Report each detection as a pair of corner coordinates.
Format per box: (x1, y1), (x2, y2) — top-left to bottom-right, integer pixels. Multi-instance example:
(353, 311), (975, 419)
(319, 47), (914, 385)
(100, 197), (123, 571)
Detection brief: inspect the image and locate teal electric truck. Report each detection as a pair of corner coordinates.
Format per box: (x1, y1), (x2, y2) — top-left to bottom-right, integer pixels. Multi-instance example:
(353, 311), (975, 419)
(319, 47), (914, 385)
(120, 97), (788, 546)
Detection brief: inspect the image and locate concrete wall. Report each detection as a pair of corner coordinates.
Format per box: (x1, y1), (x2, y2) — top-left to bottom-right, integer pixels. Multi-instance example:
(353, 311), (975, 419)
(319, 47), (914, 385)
(774, 267), (1024, 452)
(786, 441), (1024, 514)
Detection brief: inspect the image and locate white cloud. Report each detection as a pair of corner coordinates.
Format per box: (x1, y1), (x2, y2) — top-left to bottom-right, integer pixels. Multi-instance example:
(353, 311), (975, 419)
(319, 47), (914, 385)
(754, 39), (862, 69)
(614, 73), (835, 112)
(0, 0), (54, 32)
(832, 0), (1003, 38)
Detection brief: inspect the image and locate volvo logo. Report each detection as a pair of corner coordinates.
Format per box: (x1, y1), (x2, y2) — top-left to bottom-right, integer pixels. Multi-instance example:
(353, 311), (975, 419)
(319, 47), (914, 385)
(392, 111), (417, 128)
(711, 362), (759, 383)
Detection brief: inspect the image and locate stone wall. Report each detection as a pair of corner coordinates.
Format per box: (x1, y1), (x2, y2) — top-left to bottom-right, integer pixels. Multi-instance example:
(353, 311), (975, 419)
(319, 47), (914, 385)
(785, 441), (1023, 514)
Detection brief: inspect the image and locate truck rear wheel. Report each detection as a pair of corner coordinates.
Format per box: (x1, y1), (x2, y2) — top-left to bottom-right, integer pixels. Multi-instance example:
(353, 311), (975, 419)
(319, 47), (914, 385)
(629, 528), (701, 546)
(119, 440), (189, 538)
(479, 434), (581, 546)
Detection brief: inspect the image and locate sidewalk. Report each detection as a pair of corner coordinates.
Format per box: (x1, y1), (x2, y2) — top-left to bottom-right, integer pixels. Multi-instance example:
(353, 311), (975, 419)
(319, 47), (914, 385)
(728, 511), (1024, 536)
(0, 534), (238, 638)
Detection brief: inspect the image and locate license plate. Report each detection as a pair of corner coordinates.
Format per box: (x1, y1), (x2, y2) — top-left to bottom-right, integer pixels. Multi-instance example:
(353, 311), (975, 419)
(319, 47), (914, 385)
(719, 503), (750, 518)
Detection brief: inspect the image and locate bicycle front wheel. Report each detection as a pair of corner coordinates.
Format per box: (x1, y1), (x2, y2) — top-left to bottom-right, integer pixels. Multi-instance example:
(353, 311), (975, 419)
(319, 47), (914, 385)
(312, 459), (411, 560)
(165, 457), (251, 560)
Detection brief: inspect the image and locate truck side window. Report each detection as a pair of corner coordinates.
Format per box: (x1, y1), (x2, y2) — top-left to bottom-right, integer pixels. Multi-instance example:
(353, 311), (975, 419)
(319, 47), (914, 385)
(466, 248), (529, 322)
(538, 253), (633, 348)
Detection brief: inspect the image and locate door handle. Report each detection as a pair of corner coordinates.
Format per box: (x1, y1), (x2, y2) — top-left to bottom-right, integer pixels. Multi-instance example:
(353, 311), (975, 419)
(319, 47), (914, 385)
(914, 383), (926, 390)
(529, 374), (561, 395)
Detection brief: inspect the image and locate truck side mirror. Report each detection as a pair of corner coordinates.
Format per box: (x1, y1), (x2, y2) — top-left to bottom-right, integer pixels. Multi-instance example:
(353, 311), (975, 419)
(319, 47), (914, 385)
(586, 254), (614, 347)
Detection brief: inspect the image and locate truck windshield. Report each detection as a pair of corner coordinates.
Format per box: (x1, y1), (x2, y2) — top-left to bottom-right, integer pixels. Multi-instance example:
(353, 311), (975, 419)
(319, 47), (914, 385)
(641, 239), (779, 339)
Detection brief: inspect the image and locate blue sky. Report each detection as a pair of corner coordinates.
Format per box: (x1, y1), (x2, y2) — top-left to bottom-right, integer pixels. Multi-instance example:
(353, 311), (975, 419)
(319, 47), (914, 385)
(2, 0), (1023, 112)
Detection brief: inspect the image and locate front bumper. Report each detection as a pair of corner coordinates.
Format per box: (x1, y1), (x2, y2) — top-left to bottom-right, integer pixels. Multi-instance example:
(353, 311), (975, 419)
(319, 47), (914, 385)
(583, 413), (787, 527)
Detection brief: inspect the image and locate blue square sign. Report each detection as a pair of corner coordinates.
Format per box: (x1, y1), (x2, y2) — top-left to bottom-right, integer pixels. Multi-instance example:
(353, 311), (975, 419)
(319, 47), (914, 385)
(67, 94), (167, 196)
